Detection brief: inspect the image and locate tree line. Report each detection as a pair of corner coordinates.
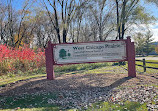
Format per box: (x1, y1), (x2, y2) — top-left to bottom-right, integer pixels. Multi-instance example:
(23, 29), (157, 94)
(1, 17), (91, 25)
(0, 0), (157, 49)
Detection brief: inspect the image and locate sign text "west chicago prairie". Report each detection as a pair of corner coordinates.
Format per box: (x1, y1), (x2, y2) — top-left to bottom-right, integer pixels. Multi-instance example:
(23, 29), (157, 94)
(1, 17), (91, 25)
(73, 44), (122, 50)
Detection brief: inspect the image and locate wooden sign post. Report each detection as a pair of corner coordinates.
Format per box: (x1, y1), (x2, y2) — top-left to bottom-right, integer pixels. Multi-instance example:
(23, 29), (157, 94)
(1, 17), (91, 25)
(45, 37), (136, 80)
(45, 41), (55, 80)
(126, 37), (136, 77)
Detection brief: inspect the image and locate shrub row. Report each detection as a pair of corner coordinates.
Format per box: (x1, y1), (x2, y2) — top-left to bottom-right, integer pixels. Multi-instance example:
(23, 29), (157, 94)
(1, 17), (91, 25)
(0, 44), (45, 75)
(0, 44), (110, 76)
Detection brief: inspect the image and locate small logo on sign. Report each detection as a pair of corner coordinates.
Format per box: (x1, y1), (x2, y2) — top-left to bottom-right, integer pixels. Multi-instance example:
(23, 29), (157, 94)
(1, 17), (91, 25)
(59, 49), (71, 59)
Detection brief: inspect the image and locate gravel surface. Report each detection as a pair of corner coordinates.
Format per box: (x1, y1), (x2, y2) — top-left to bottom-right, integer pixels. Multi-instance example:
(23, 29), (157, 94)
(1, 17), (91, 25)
(0, 66), (158, 110)
(45, 85), (158, 110)
(111, 86), (158, 111)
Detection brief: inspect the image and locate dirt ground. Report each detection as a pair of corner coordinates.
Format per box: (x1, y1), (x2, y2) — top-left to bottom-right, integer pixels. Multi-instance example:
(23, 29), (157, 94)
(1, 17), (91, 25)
(0, 72), (158, 96)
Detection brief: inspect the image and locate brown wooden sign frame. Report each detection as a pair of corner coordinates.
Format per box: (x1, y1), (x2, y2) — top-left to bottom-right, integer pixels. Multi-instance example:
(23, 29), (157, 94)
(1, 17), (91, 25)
(45, 37), (136, 80)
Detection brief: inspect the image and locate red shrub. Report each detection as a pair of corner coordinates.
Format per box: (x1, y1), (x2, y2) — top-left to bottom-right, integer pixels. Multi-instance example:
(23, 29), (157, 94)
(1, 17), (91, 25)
(0, 44), (45, 74)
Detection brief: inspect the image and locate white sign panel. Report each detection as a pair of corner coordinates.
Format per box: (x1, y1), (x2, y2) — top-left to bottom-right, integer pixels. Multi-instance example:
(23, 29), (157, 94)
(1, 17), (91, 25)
(53, 41), (126, 64)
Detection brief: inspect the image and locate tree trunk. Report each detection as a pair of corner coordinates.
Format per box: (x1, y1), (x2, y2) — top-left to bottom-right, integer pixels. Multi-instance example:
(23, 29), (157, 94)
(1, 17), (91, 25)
(116, 0), (121, 40)
(54, 1), (61, 43)
(63, 28), (67, 43)
(121, 0), (127, 40)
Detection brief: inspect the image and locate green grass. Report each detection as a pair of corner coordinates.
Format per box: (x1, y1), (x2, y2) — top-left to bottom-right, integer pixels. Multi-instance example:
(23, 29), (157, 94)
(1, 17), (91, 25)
(82, 101), (148, 111)
(135, 60), (158, 73)
(1, 60), (157, 87)
(0, 60), (157, 87)
(84, 65), (126, 74)
(118, 60), (158, 74)
(0, 93), (149, 111)
(0, 74), (45, 87)
(146, 55), (158, 57)
(0, 67), (46, 87)
(54, 62), (110, 74)
(0, 62), (157, 111)
(0, 93), (60, 111)
(0, 63), (110, 87)
(136, 60), (158, 67)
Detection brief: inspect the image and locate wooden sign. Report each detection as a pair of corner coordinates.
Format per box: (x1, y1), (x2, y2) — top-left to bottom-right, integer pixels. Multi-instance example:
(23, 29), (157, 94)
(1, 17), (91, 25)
(45, 37), (136, 80)
(53, 41), (126, 64)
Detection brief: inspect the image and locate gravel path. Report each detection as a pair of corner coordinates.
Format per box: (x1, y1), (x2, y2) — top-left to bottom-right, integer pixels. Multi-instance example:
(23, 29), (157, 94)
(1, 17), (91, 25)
(136, 57), (158, 60)
(0, 66), (158, 110)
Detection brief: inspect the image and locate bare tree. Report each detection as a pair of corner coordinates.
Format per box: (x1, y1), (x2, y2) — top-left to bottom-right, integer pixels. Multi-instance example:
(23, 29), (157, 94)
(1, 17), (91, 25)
(115, 0), (156, 40)
(146, 0), (158, 6)
(88, 0), (110, 41)
(0, 3), (7, 44)
(42, 0), (81, 43)
(33, 9), (57, 48)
